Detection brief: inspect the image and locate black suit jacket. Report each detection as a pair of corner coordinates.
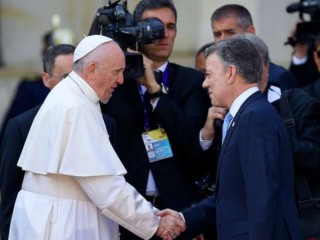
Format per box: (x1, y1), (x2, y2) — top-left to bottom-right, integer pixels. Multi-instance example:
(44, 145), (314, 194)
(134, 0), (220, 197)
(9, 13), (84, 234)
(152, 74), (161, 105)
(101, 62), (210, 210)
(274, 89), (320, 204)
(302, 77), (320, 102)
(0, 105), (117, 240)
(289, 51), (319, 88)
(269, 62), (297, 90)
(275, 89), (320, 169)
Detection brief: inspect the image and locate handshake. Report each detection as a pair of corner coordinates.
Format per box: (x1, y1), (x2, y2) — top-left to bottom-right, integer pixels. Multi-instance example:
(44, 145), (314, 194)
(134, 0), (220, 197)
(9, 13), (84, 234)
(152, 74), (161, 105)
(156, 209), (185, 240)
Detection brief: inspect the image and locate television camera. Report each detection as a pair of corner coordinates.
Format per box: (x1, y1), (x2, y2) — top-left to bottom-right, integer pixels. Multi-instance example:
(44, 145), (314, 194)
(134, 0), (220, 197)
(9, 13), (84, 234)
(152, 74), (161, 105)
(89, 0), (165, 78)
(285, 0), (320, 46)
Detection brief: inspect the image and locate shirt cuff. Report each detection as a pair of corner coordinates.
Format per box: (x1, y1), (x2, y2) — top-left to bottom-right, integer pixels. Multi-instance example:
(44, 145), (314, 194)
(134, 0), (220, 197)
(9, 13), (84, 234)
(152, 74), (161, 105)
(199, 129), (213, 151)
(179, 212), (186, 223)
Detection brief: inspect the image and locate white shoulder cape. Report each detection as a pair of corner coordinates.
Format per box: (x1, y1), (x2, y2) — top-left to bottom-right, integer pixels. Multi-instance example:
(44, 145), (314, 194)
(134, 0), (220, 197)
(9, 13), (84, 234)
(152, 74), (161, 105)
(18, 72), (127, 177)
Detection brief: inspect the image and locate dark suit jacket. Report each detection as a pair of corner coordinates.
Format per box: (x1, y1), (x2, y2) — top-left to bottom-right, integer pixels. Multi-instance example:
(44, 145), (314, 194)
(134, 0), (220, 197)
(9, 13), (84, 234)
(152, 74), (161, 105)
(0, 105), (117, 240)
(302, 78), (320, 102)
(101, 62), (210, 211)
(183, 91), (303, 240)
(274, 88), (320, 171)
(269, 62), (297, 90)
(273, 89), (320, 218)
(289, 51), (319, 88)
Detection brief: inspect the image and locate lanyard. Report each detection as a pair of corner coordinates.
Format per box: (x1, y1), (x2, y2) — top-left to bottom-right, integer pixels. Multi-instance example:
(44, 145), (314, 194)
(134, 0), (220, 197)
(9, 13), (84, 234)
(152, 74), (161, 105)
(162, 67), (169, 86)
(137, 66), (169, 131)
(137, 84), (151, 131)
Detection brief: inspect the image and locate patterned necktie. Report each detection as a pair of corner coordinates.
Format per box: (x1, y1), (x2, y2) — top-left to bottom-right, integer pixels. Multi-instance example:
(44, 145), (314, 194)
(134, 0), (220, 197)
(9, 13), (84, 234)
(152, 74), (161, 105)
(222, 112), (233, 143)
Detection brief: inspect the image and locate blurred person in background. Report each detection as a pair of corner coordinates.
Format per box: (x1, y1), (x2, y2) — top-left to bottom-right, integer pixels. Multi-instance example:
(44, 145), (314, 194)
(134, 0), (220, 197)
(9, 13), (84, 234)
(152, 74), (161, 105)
(210, 4), (298, 91)
(195, 43), (214, 74)
(302, 32), (320, 101)
(0, 17), (76, 144)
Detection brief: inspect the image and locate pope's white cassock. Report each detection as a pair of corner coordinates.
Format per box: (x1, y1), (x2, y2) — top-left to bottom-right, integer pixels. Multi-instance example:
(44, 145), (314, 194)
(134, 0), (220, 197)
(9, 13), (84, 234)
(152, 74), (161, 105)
(9, 71), (160, 240)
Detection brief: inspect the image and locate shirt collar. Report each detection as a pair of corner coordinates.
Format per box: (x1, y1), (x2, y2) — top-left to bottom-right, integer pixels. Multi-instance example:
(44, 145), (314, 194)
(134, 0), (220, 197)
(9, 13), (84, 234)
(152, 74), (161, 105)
(69, 71), (100, 104)
(157, 61), (168, 72)
(229, 86), (259, 117)
(267, 85), (281, 103)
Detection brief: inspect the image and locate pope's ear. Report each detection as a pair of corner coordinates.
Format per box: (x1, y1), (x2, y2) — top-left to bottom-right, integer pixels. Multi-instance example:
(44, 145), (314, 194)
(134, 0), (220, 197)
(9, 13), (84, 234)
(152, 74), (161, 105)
(87, 62), (97, 74)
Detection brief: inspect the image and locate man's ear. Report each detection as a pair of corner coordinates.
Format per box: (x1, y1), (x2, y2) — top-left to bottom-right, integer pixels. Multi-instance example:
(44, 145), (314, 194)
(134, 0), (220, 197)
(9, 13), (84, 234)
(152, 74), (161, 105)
(227, 65), (237, 84)
(42, 72), (51, 88)
(246, 25), (256, 34)
(313, 50), (320, 72)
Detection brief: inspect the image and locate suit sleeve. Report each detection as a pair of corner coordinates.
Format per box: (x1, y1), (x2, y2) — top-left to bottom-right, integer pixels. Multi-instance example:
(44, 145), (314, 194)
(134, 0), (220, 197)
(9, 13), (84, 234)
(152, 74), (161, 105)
(288, 90), (320, 170)
(182, 196), (216, 238)
(289, 55), (319, 88)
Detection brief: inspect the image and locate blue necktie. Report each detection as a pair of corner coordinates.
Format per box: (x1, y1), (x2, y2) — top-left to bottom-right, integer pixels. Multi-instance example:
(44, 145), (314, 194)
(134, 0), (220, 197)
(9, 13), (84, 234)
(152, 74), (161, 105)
(222, 112), (233, 143)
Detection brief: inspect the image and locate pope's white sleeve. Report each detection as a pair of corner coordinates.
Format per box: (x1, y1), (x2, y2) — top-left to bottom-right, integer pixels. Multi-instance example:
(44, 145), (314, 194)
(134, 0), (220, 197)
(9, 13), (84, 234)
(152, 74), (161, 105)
(75, 175), (160, 240)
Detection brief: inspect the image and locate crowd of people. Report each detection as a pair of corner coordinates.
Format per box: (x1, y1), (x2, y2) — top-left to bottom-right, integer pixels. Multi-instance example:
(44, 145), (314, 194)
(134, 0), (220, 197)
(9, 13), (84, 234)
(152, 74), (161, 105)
(0, 0), (320, 240)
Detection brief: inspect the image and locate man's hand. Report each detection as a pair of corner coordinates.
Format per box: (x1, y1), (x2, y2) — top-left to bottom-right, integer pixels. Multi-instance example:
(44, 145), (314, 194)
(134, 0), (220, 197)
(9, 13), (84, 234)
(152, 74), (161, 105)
(288, 19), (309, 60)
(201, 106), (227, 140)
(127, 48), (160, 93)
(156, 209), (186, 239)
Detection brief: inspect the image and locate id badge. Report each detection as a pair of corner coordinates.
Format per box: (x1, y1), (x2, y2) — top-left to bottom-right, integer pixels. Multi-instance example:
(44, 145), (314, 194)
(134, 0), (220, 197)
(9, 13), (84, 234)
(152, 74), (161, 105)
(142, 128), (173, 163)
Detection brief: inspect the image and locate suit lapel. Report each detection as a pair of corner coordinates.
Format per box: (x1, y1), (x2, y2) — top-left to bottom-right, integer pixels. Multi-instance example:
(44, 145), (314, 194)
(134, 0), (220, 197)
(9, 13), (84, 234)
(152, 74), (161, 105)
(215, 91), (264, 194)
(166, 63), (176, 91)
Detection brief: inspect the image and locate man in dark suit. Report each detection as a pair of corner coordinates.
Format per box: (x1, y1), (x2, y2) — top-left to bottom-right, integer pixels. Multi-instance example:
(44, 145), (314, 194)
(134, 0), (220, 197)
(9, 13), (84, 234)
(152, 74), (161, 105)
(248, 32), (320, 239)
(0, 76), (50, 144)
(210, 4), (297, 91)
(303, 78), (320, 102)
(98, 0), (210, 239)
(160, 36), (303, 239)
(0, 30), (74, 143)
(302, 32), (320, 102)
(287, 22), (319, 88)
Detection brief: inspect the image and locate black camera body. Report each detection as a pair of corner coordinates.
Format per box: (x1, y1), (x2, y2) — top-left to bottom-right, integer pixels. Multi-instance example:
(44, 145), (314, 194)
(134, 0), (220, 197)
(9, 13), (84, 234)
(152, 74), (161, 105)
(89, 0), (164, 78)
(286, 0), (320, 46)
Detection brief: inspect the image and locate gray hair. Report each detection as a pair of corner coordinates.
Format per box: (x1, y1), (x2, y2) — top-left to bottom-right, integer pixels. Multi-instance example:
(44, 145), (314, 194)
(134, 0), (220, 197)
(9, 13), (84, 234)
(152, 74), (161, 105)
(211, 4), (253, 31)
(205, 36), (262, 84)
(242, 33), (269, 66)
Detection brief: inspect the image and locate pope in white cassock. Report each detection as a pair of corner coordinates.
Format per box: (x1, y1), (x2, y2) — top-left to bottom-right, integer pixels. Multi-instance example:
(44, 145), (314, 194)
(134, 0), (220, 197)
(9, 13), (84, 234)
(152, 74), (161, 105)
(8, 35), (184, 240)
